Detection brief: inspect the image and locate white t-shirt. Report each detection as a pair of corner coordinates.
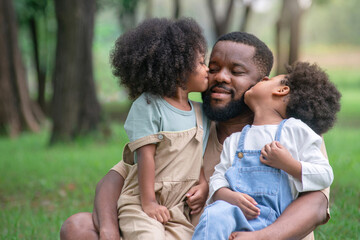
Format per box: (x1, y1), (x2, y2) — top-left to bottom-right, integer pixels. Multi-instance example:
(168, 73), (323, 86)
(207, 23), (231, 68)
(208, 118), (333, 203)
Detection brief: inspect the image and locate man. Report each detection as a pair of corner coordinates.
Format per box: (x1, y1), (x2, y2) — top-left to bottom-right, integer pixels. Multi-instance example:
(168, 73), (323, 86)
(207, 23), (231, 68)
(60, 32), (329, 240)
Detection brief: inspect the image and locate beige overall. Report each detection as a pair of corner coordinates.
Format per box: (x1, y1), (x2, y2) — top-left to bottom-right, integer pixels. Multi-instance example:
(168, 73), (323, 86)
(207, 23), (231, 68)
(117, 102), (204, 240)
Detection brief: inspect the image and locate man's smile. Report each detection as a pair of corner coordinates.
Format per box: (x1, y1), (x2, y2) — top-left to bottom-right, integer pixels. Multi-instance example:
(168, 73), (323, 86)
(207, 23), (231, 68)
(210, 84), (234, 100)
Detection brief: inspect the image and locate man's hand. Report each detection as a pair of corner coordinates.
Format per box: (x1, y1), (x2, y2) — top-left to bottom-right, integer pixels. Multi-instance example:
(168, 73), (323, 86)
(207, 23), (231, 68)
(229, 231), (262, 240)
(142, 200), (171, 224)
(186, 181), (209, 214)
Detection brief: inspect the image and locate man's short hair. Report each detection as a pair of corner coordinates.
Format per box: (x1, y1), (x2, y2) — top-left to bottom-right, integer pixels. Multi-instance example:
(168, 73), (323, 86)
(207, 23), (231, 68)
(217, 32), (273, 77)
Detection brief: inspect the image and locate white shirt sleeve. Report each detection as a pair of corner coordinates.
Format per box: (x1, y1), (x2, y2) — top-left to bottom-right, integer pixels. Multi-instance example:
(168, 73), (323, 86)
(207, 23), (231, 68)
(286, 120), (333, 194)
(207, 134), (238, 205)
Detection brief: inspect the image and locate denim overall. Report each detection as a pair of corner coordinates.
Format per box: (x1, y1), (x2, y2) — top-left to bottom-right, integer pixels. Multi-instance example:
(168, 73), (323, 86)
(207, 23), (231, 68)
(192, 119), (293, 240)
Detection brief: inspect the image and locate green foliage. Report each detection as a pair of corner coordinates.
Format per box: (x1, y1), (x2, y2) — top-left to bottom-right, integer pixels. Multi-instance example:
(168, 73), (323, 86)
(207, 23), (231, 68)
(316, 127), (360, 239)
(304, 0), (360, 45)
(327, 69), (360, 127)
(14, 0), (49, 24)
(0, 125), (129, 239)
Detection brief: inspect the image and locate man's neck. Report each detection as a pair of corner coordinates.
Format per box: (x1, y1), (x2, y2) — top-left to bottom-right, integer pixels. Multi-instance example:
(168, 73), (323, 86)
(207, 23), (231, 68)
(216, 112), (254, 144)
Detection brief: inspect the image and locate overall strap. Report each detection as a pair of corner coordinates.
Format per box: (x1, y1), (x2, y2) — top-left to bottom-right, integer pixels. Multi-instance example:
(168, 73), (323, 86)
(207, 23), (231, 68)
(274, 119), (288, 142)
(191, 101), (204, 142)
(237, 124), (251, 151)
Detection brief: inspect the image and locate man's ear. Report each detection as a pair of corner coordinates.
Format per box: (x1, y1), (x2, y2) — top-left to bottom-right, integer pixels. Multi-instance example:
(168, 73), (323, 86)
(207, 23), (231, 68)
(273, 85), (290, 96)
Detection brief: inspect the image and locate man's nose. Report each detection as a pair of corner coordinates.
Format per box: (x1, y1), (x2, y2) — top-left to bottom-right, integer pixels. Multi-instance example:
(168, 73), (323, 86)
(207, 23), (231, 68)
(214, 69), (231, 83)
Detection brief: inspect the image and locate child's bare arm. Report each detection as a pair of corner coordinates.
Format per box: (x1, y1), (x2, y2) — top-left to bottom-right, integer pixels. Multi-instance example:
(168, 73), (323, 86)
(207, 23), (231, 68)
(260, 141), (302, 181)
(137, 144), (170, 224)
(185, 167), (209, 214)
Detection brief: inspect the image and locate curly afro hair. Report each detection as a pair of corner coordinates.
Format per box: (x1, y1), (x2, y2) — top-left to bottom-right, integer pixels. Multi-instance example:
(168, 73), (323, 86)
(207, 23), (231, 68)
(216, 32), (273, 77)
(284, 62), (341, 135)
(110, 17), (207, 99)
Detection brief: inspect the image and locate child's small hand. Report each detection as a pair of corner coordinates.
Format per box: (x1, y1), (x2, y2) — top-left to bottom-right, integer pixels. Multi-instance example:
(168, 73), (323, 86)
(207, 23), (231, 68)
(142, 201), (170, 224)
(185, 182), (209, 214)
(260, 141), (302, 180)
(260, 141), (293, 170)
(233, 192), (260, 220)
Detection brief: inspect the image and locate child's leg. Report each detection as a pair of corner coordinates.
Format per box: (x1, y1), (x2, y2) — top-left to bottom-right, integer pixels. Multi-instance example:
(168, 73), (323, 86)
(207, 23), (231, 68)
(119, 203), (165, 240)
(192, 200), (254, 240)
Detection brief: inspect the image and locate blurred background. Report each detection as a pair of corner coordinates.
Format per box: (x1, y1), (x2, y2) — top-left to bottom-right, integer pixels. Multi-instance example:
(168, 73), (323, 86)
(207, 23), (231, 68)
(0, 0), (359, 239)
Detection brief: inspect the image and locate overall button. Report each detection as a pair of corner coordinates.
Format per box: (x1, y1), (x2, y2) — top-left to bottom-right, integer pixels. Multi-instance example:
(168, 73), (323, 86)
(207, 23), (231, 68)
(157, 134), (164, 140)
(237, 152), (244, 159)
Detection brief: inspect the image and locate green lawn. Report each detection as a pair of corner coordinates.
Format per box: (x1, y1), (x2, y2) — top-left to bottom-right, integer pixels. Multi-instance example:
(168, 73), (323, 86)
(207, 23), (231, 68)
(0, 125), (129, 239)
(1, 69), (359, 239)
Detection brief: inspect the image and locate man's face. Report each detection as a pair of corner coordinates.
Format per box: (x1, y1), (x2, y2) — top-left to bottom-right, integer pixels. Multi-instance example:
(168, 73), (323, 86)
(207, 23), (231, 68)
(202, 41), (262, 121)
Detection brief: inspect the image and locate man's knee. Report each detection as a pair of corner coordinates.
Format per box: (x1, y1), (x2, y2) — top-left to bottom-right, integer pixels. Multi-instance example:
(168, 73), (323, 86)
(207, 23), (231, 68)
(60, 212), (96, 240)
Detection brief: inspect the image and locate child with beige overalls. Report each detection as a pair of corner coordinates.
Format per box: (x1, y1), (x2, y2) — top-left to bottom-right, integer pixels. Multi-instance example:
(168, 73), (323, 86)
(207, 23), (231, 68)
(109, 18), (211, 239)
(192, 62), (341, 239)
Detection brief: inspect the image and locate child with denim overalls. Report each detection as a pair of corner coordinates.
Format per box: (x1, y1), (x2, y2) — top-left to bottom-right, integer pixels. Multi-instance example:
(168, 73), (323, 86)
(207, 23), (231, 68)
(192, 62), (341, 240)
(110, 18), (211, 239)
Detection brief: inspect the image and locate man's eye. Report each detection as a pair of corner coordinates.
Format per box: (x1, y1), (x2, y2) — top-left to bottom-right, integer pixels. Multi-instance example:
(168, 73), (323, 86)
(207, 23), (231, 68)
(232, 71), (244, 75)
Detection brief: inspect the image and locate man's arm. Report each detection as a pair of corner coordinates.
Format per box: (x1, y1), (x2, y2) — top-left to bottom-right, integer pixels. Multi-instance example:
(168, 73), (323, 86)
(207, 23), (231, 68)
(93, 170), (124, 240)
(230, 191), (328, 240)
(267, 191), (327, 239)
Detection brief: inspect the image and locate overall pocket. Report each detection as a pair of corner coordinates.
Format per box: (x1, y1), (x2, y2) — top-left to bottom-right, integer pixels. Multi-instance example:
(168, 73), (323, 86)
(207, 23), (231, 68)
(226, 166), (280, 196)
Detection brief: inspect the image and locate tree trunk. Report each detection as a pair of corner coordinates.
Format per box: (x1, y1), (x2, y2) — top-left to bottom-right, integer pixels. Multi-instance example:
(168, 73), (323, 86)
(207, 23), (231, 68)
(118, 0), (139, 32)
(0, 0), (43, 137)
(239, 3), (252, 32)
(29, 17), (47, 113)
(173, 0), (181, 19)
(51, 0), (101, 144)
(145, 0), (153, 19)
(275, 0), (303, 74)
(207, 0), (235, 38)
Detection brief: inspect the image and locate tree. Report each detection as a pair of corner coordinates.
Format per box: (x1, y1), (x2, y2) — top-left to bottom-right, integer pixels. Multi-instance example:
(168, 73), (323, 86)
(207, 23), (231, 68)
(118, 0), (140, 32)
(15, 0), (55, 113)
(239, 1), (252, 32)
(0, 0), (43, 137)
(50, 0), (101, 144)
(173, 0), (181, 19)
(207, 0), (235, 38)
(207, 0), (254, 38)
(275, 0), (308, 74)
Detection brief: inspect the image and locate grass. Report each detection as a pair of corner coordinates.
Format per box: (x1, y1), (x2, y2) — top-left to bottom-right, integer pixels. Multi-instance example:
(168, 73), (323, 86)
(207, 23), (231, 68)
(0, 125), (129, 239)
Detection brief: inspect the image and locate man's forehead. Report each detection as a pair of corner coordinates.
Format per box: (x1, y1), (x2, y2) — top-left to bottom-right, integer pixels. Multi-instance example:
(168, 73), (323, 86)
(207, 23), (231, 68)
(210, 41), (255, 63)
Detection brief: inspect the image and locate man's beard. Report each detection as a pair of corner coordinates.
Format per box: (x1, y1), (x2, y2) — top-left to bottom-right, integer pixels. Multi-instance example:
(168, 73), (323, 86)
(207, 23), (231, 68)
(201, 87), (250, 122)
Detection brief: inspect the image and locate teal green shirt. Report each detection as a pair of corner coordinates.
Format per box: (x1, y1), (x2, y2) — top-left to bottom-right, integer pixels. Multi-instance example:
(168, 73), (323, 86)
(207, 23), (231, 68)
(124, 93), (210, 154)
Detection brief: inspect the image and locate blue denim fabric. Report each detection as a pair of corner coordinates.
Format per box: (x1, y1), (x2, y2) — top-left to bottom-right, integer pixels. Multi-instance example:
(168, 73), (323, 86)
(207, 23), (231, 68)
(193, 120), (293, 240)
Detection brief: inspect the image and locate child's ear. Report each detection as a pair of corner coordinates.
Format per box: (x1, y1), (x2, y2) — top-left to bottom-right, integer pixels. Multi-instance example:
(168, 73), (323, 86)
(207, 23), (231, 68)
(273, 85), (290, 96)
